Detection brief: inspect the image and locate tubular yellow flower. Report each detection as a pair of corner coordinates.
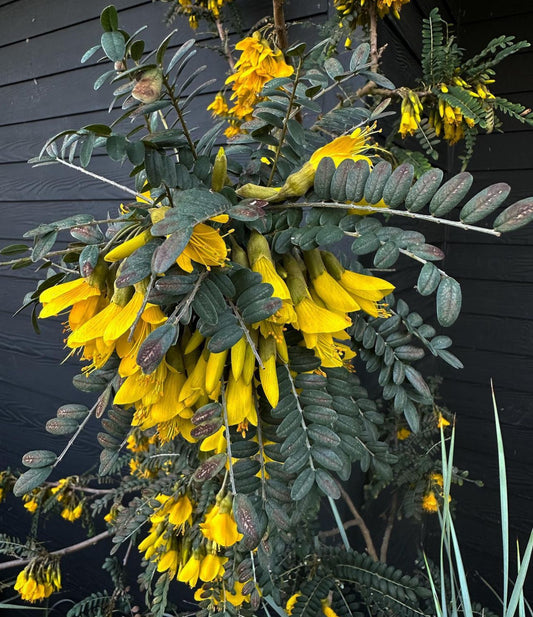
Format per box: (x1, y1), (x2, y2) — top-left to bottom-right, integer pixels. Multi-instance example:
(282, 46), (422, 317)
(207, 92), (230, 118)
(225, 373), (257, 427)
(199, 553), (228, 582)
(39, 277), (101, 319)
(60, 502), (83, 522)
(14, 559), (61, 603)
(177, 223), (229, 272)
(104, 229), (153, 262)
(321, 251), (394, 318)
(286, 592), (302, 615)
(200, 497), (243, 547)
(422, 492), (439, 513)
(259, 335), (279, 408)
(177, 551), (203, 587)
(399, 90), (422, 138)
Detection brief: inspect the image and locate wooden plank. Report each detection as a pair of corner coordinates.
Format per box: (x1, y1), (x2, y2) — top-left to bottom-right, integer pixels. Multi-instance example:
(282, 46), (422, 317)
(440, 347), (533, 393)
(442, 243), (533, 282)
(467, 131), (533, 172)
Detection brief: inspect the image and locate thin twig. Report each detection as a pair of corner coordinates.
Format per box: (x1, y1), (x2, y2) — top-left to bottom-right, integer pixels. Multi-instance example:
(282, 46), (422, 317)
(215, 19), (235, 70)
(0, 530), (112, 572)
(320, 518), (360, 538)
(368, 2), (379, 73)
(52, 158), (154, 204)
(288, 202), (501, 237)
(52, 399), (98, 470)
(380, 493), (398, 562)
(339, 486), (379, 561)
(161, 73), (197, 160)
(229, 301), (264, 369)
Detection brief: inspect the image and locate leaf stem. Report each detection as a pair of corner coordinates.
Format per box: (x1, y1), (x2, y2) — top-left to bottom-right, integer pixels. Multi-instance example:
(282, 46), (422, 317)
(161, 73), (197, 160)
(0, 530), (112, 572)
(51, 158), (154, 204)
(290, 202), (501, 236)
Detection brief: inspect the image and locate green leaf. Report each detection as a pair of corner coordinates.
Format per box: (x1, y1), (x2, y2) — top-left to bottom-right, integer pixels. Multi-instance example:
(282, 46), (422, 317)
(45, 417), (79, 435)
(81, 44), (102, 64)
(364, 160), (391, 204)
(136, 323), (177, 374)
(115, 241), (158, 287)
(373, 241), (399, 268)
(460, 183), (510, 224)
(404, 366), (432, 400)
(152, 227), (193, 274)
(156, 29), (177, 65)
(129, 40), (145, 62)
(100, 5), (119, 32)
(311, 446), (344, 472)
(0, 243), (29, 256)
(167, 38), (196, 72)
(94, 69), (116, 90)
(417, 262), (441, 296)
(315, 468), (341, 499)
(233, 494), (262, 549)
(101, 31), (125, 62)
(291, 468), (316, 501)
(493, 198), (533, 232)
(346, 159), (371, 203)
(436, 276), (462, 327)
(350, 43), (370, 72)
(382, 163), (414, 208)
(308, 424), (341, 447)
(126, 140), (145, 166)
(405, 168), (443, 212)
(359, 70), (395, 89)
(324, 57), (345, 80)
(32, 231), (58, 262)
(79, 132), (96, 167)
(106, 135), (127, 161)
(429, 172), (473, 216)
(144, 147), (163, 187)
(13, 467), (53, 497)
(22, 450), (57, 469)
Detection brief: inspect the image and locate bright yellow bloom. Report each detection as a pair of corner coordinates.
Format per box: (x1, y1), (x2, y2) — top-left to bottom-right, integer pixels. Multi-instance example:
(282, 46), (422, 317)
(14, 559), (61, 603)
(397, 427), (411, 440)
(176, 223), (228, 273)
(437, 413), (451, 429)
(199, 553), (228, 582)
(39, 277), (101, 319)
(104, 229), (153, 262)
(399, 90), (422, 137)
(200, 499), (243, 547)
(178, 551), (202, 587)
(422, 492), (439, 513)
(322, 251), (394, 318)
(286, 592), (302, 615)
(60, 503), (83, 522)
(207, 92), (229, 117)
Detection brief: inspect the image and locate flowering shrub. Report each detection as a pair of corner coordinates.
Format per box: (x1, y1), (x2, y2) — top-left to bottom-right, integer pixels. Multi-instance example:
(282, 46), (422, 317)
(0, 2), (532, 616)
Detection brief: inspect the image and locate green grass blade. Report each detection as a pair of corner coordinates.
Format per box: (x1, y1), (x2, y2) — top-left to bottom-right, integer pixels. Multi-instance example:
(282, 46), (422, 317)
(517, 542), (526, 617)
(423, 551), (444, 617)
(506, 530), (533, 617)
(448, 514), (474, 617)
(492, 380), (510, 612)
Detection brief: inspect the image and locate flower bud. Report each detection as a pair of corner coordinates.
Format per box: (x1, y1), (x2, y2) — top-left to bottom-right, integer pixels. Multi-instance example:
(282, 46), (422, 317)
(131, 68), (163, 104)
(236, 183), (281, 201)
(211, 147), (228, 192)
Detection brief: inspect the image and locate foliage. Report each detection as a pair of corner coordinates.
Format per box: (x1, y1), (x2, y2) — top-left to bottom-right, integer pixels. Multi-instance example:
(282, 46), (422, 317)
(0, 2), (532, 616)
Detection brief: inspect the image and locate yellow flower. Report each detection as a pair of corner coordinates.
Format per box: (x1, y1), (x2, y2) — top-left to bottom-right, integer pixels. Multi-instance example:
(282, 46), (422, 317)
(397, 427), (411, 440)
(321, 251), (394, 318)
(310, 125), (374, 170)
(199, 553), (228, 582)
(399, 90), (422, 138)
(207, 92), (229, 117)
(200, 498), (243, 547)
(60, 502), (83, 522)
(422, 492), (439, 513)
(177, 551), (202, 587)
(286, 592), (302, 615)
(39, 277), (101, 319)
(14, 559), (61, 603)
(437, 413), (451, 429)
(176, 223), (229, 273)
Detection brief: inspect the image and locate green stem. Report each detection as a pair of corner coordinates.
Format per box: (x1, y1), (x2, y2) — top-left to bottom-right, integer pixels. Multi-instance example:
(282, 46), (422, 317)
(161, 73), (197, 160)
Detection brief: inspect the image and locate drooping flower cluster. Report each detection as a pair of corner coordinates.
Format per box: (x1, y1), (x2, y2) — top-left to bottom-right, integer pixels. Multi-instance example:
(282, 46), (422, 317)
(208, 32), (294, 138)
(334, 0), (411, 47)
(173, 0), (232, 30)
(399, 89), (423, 137)
(137, 491), (240, 593)
(14, 558), (61, 603)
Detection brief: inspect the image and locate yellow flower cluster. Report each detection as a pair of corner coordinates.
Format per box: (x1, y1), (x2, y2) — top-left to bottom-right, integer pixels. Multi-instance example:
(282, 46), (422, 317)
(138, 492), (240, 593)
(422, 472), (450, 513)
(208, 32), (294, 138)
(50, 478), (84, 522)
(14, 558), (61, 603)
(176, 0), (231, 30)
(334, 0), (410, 46)
(399, 90), (423, 137)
